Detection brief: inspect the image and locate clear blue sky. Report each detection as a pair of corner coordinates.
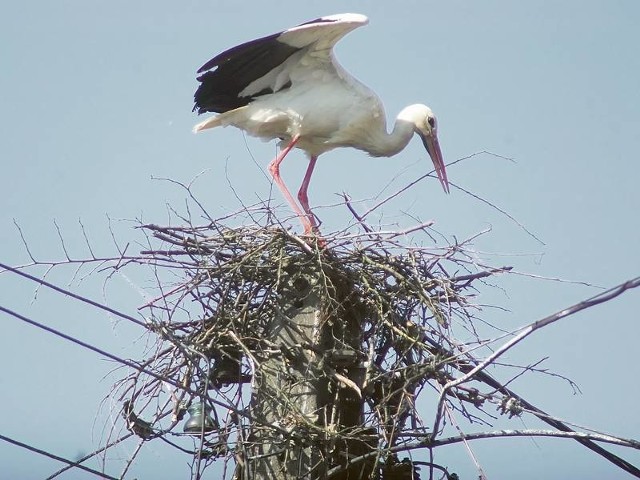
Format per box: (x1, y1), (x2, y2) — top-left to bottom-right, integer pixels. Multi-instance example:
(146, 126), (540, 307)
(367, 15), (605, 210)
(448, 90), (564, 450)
(1, 1), (639, 478)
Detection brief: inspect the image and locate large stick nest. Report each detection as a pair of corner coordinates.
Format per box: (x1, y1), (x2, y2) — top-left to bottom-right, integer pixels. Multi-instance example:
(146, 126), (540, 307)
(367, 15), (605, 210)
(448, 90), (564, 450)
(115, 217), (512, 479)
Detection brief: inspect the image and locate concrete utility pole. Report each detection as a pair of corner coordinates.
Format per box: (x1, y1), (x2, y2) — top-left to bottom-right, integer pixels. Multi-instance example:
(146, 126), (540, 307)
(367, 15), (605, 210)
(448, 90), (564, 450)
(245, 261), (369, 479)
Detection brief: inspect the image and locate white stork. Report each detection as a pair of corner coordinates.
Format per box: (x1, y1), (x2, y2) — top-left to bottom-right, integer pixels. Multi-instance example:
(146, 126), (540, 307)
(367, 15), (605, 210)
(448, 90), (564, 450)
(193, 13), (449, 234)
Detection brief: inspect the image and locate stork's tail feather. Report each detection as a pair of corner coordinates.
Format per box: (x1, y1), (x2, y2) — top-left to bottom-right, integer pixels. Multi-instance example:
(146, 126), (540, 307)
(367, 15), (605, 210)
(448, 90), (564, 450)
(193, 116), (222, 133)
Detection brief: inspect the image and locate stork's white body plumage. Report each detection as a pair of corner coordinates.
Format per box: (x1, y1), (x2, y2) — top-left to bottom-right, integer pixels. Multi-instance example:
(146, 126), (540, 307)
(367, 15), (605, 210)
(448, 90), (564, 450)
(193, 13), (448, 234)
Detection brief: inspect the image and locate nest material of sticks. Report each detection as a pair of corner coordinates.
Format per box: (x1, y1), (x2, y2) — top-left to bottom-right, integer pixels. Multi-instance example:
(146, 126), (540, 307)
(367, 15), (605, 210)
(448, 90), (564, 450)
(117, 220), (510, 478)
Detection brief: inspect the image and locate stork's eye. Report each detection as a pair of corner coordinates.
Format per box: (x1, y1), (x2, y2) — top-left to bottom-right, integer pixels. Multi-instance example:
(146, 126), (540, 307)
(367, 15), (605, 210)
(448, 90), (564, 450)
(427, 117), (436, 128)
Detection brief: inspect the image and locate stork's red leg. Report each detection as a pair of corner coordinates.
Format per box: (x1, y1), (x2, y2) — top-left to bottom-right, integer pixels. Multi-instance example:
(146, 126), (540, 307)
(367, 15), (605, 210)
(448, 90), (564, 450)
(297, 155), (319, 234)
(267, 135), (314, 234)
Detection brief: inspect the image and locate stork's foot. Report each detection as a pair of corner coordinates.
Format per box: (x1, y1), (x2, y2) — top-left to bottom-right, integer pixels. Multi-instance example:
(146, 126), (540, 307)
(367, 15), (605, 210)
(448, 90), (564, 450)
(300, 216), (327, 248)
(300, 211), (321, 235)
(303, 230), (327, 249)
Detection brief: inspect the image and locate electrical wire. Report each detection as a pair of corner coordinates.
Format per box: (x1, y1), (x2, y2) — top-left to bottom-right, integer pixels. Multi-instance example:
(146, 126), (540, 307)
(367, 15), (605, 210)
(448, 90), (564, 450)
(0, 262), (146, 328)
(0, 433), (119, 480)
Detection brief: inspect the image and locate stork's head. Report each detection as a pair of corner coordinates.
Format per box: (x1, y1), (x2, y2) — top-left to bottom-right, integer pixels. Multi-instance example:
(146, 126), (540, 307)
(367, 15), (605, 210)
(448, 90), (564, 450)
(403, 104), (449, 193)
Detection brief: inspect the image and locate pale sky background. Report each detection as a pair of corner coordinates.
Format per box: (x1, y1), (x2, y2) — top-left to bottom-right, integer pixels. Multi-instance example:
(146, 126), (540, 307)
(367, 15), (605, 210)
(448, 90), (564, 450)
(1, 1), (639, 479)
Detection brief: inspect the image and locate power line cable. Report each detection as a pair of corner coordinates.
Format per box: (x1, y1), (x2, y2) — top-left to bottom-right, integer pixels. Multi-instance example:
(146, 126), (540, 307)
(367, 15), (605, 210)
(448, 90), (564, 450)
(0, 433), (120, 480)
(0, 262), (146, 328)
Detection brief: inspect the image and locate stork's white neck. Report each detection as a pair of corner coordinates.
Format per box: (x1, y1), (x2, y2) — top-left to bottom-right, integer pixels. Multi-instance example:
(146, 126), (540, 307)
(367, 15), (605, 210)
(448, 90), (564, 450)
(366, 104), (426, 158)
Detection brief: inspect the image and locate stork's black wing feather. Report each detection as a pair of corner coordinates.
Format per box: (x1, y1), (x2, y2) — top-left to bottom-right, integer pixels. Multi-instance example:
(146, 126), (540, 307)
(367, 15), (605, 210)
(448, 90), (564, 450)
(193, 31), (300, 114)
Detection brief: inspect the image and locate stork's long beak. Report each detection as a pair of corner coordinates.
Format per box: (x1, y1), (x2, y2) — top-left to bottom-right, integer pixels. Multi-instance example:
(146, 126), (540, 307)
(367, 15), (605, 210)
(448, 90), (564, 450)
(420, 132), (449, 193)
